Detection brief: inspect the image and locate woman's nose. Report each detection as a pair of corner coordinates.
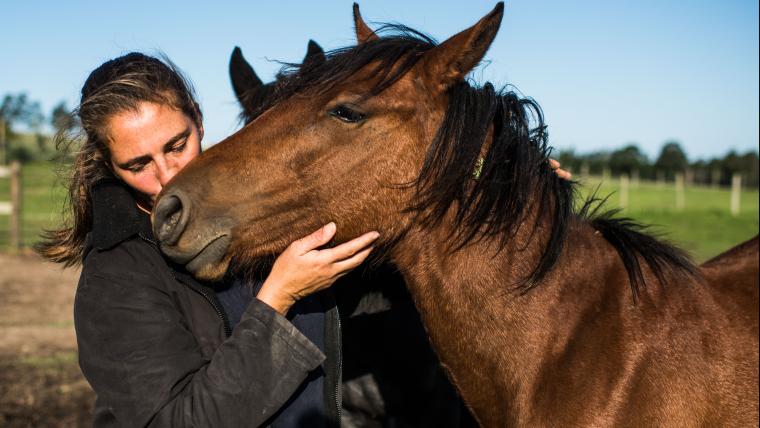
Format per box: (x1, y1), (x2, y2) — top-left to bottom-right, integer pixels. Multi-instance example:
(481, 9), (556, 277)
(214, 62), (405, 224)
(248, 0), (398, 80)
(156, 160), (177, 187)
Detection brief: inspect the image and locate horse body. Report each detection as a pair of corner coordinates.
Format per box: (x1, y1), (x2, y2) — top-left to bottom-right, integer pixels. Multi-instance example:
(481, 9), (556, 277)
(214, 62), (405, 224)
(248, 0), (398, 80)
(394, 217), (758, 426)
(702, 236), (760, 322)
(153, 4), (759, 425)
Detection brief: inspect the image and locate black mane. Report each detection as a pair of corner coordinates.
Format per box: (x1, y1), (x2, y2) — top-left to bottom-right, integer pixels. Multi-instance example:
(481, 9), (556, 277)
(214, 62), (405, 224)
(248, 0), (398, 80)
(252, 25), (697, 299)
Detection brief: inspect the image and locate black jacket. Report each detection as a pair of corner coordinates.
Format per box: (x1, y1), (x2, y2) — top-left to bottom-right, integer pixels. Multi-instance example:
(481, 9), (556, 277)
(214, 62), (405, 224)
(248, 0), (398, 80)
(74, 180), (474, 427)
(75, 180), (339, 427)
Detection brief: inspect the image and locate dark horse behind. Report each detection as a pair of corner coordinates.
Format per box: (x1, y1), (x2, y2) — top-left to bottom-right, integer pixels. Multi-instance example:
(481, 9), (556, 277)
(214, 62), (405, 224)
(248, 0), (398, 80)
(153, 3), (759, 426)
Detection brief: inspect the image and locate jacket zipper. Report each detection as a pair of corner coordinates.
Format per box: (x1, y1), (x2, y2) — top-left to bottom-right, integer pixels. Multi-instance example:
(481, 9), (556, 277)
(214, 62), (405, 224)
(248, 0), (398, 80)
(335, 307), (342, 424)
(138, 233), (232, 337)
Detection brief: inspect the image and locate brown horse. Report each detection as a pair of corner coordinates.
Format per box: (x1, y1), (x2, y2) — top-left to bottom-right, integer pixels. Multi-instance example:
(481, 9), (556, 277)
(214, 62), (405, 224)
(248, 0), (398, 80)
(153, 3), (759, 426)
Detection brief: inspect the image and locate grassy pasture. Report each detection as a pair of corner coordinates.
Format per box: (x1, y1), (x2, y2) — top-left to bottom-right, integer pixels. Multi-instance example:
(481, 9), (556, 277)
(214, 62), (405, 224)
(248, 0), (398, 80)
(0, 162), (68, 250)
(0, 162), (757, 262)
(577, 176), (758, 261)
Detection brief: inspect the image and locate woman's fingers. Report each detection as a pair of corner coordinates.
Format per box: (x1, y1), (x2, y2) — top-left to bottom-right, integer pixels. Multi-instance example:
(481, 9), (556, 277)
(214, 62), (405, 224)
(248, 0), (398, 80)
(292, 222), (337, 254)
(331, 245), (375, 275)
(549, 158), (572, 180)
(321, 231), (380, 262)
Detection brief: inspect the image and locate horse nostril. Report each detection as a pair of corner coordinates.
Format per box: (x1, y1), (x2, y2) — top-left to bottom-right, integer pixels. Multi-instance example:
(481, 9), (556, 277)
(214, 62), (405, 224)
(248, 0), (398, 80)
(153, 194), (187, 245)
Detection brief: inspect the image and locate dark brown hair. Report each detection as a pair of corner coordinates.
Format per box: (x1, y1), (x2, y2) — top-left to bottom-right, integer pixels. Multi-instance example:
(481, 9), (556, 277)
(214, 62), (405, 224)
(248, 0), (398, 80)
(36, 52), (202, 266)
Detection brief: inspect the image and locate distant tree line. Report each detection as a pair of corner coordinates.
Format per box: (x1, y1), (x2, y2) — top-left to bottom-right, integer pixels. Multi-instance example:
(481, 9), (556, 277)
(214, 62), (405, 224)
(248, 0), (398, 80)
(558, 140), (759, 188)
(0, 92), (77, 164)
(1, 92), (758, 189)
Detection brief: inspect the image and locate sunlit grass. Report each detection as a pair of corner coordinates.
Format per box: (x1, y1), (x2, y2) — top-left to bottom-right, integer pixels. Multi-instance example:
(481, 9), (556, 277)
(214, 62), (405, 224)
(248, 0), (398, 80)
(577, 176), (759, 262)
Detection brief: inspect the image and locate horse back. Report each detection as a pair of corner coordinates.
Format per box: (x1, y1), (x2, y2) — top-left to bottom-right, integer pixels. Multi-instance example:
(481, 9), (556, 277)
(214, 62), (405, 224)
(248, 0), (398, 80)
(700, 235), (759, 334)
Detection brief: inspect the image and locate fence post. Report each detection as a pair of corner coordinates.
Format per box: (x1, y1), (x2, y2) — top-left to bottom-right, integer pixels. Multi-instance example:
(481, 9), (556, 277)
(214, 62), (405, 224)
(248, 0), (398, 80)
(620, 174), (629, 210)
(580, 162), (590, 179)
(0, 118), (5, 165)
(730, 173), (742, 216)
(10, 161), (22, 250)
(631, 169), (640, 188)
(685, 168), (694, 187)
(711, 169), (721, 188)
(602, 167), (611, 184)
(675, 173), (685, 211)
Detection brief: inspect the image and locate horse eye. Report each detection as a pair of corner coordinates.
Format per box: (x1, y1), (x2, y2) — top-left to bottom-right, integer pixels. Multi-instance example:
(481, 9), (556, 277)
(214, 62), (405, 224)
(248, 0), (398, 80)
(329, 105), (366, 123)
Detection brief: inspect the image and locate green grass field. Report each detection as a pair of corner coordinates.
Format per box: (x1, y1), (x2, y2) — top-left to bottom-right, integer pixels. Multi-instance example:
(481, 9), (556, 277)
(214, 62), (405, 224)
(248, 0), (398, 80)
(0, 162), (757, 262)
(577, 177), (758, 261)
(0, 162), (68, 250)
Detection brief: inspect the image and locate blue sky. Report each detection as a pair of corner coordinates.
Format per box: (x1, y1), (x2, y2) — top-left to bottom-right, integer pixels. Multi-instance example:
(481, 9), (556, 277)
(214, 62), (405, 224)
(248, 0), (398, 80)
(1, 0), (757, 160)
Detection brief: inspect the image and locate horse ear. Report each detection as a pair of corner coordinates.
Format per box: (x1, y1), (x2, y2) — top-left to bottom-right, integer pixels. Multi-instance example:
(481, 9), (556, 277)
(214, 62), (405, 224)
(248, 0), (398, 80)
(353, 3), (378, 44)
(418, 2), (504, 92)
(303, 40), (326, 67)
(229, 46), (263, 106)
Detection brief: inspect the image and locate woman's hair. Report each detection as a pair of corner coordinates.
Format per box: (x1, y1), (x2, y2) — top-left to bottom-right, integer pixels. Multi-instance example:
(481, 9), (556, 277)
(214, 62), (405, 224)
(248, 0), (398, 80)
(35, 52), (202, 266)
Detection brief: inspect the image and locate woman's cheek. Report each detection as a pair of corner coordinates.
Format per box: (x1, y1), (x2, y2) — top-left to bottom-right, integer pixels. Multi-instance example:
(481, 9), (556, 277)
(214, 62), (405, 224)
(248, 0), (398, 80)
(132, 174), (160, 198)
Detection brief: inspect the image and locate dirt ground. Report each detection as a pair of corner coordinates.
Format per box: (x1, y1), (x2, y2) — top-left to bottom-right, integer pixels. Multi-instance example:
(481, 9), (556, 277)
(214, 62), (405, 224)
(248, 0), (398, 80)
(0, 252), (94, 427)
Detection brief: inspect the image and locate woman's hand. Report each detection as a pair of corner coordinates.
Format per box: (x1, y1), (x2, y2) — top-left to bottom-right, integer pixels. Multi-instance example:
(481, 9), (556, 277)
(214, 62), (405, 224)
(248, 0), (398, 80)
(549, 158), (572, 180)
(257, 222), (379, 315)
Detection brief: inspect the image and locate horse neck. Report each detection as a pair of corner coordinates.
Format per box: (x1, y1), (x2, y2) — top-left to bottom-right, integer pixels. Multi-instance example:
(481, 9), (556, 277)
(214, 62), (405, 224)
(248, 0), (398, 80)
(389, 209), (628, 424)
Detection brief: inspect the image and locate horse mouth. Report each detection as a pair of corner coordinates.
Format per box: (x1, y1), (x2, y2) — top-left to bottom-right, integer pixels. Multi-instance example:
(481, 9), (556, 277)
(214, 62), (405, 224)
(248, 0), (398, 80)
(183, 235), (232, 277)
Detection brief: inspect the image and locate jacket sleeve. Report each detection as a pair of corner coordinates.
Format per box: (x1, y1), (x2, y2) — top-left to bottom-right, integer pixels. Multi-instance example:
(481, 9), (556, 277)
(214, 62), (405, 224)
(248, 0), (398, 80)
(74, 268), (325, 428)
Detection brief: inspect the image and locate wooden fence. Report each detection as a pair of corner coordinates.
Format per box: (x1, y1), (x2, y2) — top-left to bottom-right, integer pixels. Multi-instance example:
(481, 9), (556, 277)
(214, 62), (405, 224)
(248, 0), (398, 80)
(0, 161), (22, 250)
(610, 172), (744, 216)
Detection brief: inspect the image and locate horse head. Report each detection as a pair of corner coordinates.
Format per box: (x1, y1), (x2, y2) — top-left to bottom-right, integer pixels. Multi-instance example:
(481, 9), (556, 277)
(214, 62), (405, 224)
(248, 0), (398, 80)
(154, 3), (507, 280)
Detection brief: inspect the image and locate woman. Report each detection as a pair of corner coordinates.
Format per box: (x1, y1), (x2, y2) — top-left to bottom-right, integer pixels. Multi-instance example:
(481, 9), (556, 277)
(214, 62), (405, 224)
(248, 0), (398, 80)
(37, 52), (378, 427)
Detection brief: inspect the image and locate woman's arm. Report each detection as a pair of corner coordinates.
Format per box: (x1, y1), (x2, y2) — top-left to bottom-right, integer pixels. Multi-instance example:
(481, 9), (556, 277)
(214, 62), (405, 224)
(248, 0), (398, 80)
(75, 225), (378, 427)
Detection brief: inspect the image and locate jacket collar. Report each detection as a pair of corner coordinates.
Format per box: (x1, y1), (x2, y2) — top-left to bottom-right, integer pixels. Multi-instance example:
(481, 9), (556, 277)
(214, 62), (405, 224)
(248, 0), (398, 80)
(91, 179), (154, 250)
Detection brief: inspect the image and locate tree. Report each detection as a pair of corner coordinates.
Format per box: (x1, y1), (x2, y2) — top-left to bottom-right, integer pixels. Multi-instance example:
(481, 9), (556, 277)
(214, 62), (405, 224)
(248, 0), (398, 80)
(654, 140), (688, 180)
(580, 150), (611, 176)
(50, 101), (79, 159)
(557, 148), (581, 174)
(51, 101), (77, 135)
(739, 151), (759, 187)
(1, 93), (44, 135)
(721, 150), (760, 188)
(0, 93), (44, 163)
(609, 143), (649, 176)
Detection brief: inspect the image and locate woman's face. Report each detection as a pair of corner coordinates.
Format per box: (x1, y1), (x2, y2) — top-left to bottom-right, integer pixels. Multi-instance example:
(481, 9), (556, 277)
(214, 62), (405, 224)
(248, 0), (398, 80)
(106, 101), (202, 209)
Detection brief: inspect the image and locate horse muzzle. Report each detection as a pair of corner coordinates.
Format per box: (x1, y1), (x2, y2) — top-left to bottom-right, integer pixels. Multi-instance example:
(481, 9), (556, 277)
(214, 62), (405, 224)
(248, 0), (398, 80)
(152, 189), (234, 278)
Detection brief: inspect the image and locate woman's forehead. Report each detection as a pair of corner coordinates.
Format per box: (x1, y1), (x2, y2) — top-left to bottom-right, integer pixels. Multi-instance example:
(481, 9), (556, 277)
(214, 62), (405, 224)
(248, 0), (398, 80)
(106, 102), (193, 156)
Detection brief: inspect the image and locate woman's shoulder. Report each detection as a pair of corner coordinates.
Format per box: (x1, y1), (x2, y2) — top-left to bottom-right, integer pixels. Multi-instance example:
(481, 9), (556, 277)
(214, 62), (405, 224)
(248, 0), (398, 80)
(78, 234), (174, 297)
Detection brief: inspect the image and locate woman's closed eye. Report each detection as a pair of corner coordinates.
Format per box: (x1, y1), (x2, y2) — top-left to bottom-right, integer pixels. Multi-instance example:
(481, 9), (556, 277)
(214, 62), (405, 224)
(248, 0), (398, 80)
(128, 163), (148, 173)
(168, 139), (187, 153)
